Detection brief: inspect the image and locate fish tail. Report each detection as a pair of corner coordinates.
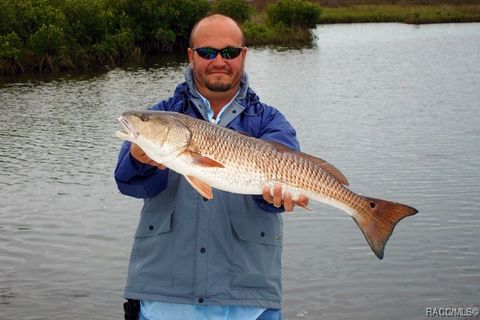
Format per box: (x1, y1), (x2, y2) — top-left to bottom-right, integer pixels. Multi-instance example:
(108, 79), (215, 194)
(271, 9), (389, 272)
(353, 197), (418, 259)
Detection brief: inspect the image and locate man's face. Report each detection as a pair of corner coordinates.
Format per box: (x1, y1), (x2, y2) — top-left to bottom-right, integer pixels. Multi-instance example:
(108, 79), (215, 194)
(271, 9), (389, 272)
(188, 18), (247, 96)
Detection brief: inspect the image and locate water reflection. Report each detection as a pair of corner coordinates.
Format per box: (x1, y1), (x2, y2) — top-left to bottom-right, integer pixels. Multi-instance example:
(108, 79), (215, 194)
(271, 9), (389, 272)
(1, 23), (479, 320)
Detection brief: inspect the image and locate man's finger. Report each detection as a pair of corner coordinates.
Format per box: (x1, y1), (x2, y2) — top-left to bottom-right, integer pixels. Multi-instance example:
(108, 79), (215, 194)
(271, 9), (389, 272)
(293, 195), (310, 211)
(131, 143), (166, 170)
(273, 184), (282, 208)
(262, 186), (273, 204)
(283, 192), (294, 212)
(297, 195), (309, 207)
(130, 143), (147, 161)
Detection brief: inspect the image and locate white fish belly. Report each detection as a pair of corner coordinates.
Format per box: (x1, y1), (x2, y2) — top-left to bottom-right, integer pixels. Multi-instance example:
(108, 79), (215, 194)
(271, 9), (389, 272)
(164, 151), (359, 218)
(165, 155), (266, 195)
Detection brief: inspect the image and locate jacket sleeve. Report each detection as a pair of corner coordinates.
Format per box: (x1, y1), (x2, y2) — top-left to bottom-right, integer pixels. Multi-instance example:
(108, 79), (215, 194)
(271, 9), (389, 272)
(253, 105), (301, 213)
(257, 107), (300, 151)
(113, 100), (171, 198)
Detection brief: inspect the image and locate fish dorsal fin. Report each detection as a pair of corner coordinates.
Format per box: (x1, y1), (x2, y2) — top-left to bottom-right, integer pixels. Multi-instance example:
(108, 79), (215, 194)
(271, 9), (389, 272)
(267, 141), (349, 186)
(298, 152), (349, 186)
(185, 175), (213, 199)
(187, 150), (224, 168)
(267, 141), (296, 153)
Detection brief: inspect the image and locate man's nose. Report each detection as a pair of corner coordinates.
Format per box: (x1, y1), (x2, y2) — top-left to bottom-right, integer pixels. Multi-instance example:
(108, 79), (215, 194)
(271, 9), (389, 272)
(211, 53), (227, 66)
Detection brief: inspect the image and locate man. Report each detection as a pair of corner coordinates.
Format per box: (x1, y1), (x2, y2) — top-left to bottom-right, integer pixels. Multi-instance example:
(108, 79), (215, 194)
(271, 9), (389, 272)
(115, 14), (308, 320)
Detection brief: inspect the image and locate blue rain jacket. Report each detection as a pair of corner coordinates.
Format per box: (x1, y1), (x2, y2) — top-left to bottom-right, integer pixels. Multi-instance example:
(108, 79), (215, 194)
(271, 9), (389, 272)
(114, 68), (299, 312)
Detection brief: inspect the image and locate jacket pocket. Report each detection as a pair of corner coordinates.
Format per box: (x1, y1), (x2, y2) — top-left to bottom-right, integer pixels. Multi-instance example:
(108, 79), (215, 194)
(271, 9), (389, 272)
(135, 208), (173, 238)
(129, 208), (175, 289)
(230, 214), (283, 290)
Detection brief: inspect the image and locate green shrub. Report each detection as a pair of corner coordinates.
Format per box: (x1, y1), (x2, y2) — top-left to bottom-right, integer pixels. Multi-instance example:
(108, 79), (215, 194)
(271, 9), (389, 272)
(166, 0), (210, 45)
(210, 0), (254, 23)
(113, 28), (135, 52)
(91, 27), (134, 56)
(0, 0), (18, 36)
(0, 0), (324, 73)
(122, 0), (168, 44)
(267, 0), (321, 28)
(61, 0), (109, 47)
(28, 24), (66, 55)
(0, 0), (66, 41)
(155, 27), (176, 44)
(0, 32), (23, 59)
(242, 20), (275, 45)
(243, 20), (313, 46)
(122, 0), (209, 51)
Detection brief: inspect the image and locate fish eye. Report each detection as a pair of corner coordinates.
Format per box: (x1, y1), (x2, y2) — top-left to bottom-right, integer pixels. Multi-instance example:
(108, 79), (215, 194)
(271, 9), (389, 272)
(140, 114), (149, 122)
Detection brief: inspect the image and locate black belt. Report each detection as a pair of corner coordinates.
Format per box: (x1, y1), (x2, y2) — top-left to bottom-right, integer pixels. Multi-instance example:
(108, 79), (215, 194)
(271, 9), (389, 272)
(123, 299), (140, 320)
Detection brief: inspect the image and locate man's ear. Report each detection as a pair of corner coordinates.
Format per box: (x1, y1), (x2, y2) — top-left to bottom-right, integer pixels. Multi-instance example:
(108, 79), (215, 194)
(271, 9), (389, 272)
(187, 48), (194, 64)
(241, 47), (248, 64)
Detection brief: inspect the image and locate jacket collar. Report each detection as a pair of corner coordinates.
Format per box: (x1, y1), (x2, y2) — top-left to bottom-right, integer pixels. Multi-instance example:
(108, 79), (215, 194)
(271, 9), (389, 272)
(183, 66), (249, 127)
(184, 65), (249, 100)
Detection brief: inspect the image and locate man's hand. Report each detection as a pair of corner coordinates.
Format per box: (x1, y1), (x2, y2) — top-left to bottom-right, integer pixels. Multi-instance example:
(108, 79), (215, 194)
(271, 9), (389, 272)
(130, 143), (166, 170)
(262, 183), (309, 212)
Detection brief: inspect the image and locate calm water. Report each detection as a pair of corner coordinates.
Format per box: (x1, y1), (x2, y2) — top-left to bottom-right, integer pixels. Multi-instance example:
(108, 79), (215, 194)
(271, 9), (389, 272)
(1, 23), (479, 320)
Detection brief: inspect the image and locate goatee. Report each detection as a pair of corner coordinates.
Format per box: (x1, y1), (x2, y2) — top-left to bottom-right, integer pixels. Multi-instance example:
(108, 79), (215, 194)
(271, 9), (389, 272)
(206, 81), (232, 92)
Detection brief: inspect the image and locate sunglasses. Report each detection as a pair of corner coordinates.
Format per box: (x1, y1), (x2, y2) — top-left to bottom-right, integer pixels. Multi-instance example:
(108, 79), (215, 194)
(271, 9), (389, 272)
(193, 47), (243, 60)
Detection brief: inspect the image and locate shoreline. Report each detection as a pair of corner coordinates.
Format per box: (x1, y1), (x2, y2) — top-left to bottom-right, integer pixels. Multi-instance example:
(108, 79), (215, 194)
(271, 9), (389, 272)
(1, 1), (479, 76)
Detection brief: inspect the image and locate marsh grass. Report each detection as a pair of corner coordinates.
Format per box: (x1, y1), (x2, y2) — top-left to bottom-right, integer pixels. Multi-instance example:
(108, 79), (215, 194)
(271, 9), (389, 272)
(318, 4), (480, 24)
(252, 0), (480, 9)
(242, 9), (316, 47)
(243, 21), (314, 46)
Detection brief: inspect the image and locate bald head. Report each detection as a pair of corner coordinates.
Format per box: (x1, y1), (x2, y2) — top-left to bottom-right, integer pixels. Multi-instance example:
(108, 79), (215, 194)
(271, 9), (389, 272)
(189, 14), (245, 48)
(187, 13), (247, 105)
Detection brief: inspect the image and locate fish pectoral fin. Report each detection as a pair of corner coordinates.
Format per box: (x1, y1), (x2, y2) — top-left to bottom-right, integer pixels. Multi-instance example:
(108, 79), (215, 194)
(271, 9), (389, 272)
(187, 150), (225, 168)
(185, 175), (213, 200)
(160, 145), (189, 163)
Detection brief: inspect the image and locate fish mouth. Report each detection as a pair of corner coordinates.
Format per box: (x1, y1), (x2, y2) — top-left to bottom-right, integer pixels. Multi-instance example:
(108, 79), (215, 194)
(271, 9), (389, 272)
(115, 116), (138, 140)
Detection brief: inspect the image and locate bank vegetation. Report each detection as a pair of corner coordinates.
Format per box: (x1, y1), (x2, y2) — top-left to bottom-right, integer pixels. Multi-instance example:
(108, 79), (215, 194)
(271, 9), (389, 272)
(1, 0), (479, 75)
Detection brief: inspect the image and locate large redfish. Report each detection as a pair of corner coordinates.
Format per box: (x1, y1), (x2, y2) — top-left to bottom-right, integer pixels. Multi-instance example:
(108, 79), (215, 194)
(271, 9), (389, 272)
(115, 111), (417, 259)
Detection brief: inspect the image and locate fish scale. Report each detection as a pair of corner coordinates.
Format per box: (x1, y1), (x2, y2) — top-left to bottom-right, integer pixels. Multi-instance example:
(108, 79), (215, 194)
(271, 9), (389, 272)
(116, 110), (418, 259)
(184, 115), (341, 200)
